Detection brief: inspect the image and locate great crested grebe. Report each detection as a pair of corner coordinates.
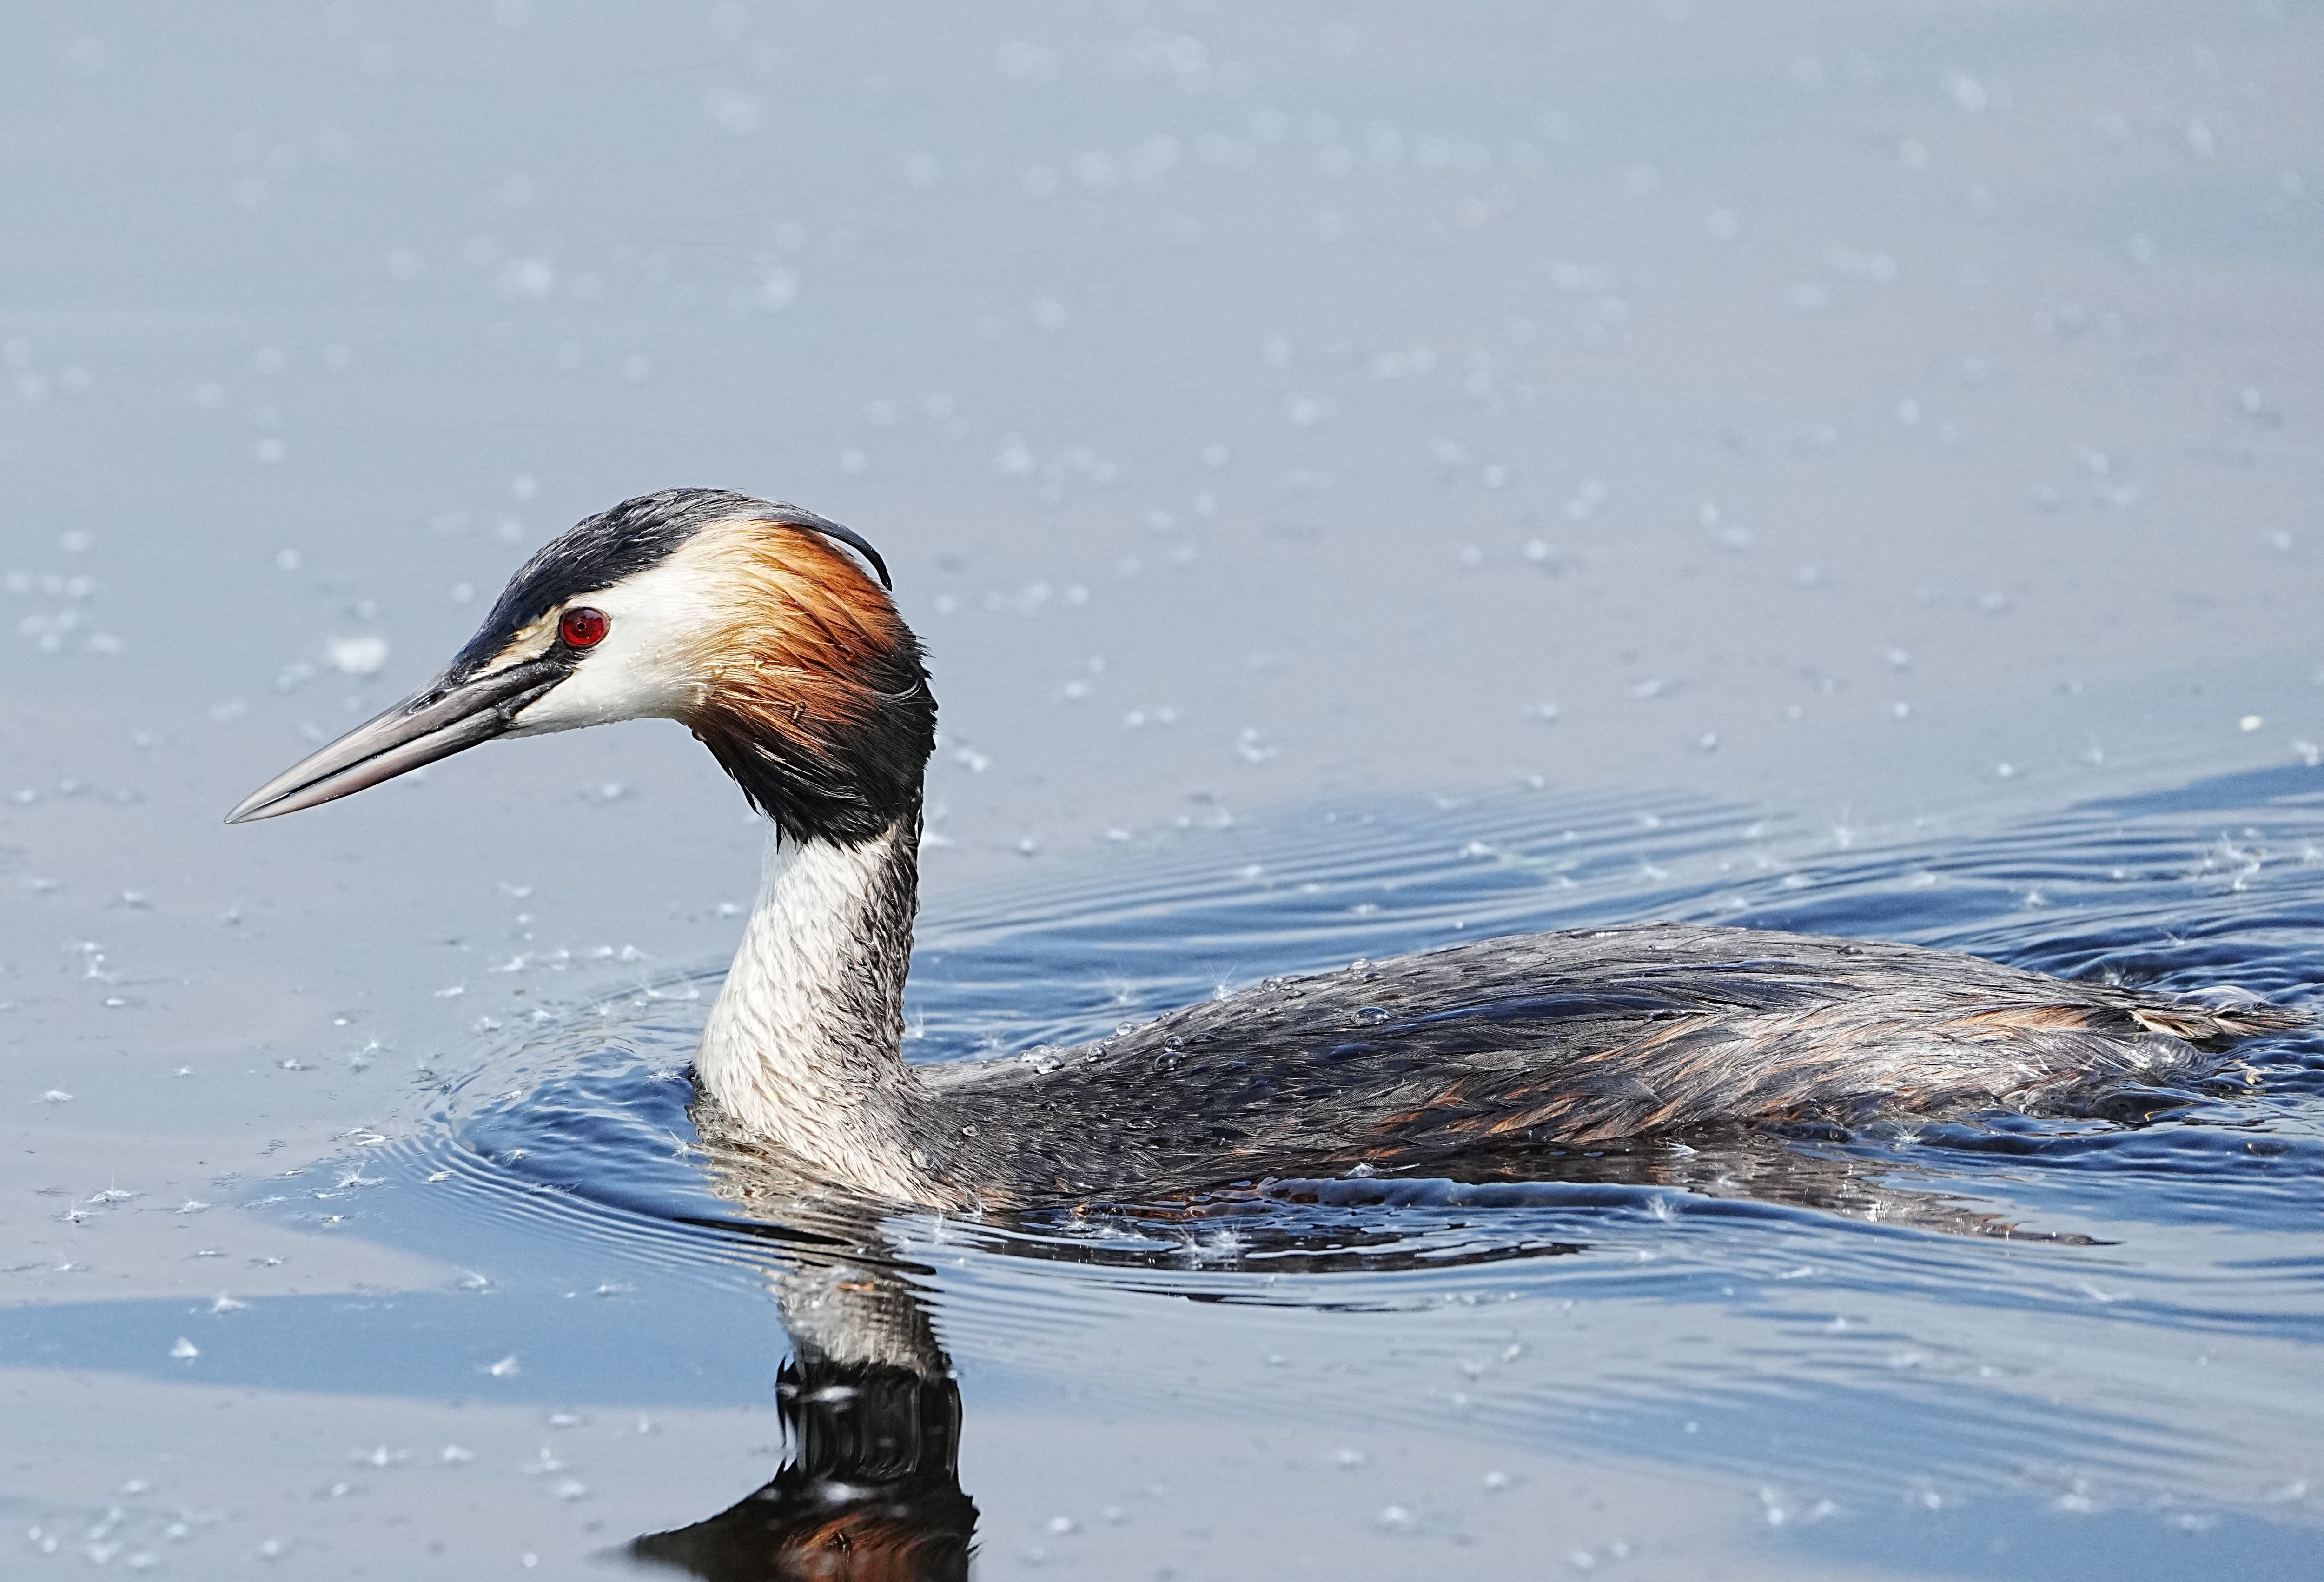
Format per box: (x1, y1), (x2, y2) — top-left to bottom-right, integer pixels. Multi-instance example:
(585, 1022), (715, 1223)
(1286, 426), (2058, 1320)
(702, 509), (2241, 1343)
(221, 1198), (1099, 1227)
(231, 488), (2301, 1209)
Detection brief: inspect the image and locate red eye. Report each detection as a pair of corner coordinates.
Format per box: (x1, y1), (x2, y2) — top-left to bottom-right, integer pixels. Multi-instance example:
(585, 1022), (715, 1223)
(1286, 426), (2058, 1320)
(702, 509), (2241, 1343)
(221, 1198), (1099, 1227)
(559, 606), (609, 648)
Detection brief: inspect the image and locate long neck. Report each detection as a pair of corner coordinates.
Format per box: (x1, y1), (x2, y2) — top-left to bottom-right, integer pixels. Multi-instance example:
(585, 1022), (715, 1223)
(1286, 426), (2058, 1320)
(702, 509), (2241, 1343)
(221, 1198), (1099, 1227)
(695, 808), (933, 1199)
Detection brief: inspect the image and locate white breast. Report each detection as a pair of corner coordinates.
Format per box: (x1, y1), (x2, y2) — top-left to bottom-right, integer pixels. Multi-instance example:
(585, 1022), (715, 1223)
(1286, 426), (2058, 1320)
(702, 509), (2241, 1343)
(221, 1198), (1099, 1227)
(694, 827), (929, 1201)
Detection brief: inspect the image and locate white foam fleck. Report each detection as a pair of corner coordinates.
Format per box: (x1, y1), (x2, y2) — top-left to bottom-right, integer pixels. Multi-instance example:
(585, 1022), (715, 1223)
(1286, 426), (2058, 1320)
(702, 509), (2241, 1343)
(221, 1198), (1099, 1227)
(326, 635), (389, 677)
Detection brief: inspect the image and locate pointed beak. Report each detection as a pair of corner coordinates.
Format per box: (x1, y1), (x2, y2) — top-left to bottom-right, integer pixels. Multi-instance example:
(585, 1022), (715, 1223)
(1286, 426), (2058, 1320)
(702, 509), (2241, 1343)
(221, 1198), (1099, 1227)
(225, 655), (569, 824)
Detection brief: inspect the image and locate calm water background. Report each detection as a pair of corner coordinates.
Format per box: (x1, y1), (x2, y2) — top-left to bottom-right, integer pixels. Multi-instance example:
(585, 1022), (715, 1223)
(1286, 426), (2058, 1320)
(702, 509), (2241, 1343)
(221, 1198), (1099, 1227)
(4, 2), (2322, 1576)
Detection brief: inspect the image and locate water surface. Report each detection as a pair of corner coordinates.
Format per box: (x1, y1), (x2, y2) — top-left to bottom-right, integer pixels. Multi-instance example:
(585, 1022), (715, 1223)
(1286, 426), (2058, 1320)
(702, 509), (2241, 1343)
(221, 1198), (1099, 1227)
(6, 2), (2323, 1576)
(46, 769), (2306, 1577)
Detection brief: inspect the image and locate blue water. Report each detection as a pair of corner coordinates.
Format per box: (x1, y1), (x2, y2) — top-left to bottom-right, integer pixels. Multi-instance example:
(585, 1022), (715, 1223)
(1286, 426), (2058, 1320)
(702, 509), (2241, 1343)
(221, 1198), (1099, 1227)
(433, 771), (2321, 1559)
(13, 768), (2320, 1575)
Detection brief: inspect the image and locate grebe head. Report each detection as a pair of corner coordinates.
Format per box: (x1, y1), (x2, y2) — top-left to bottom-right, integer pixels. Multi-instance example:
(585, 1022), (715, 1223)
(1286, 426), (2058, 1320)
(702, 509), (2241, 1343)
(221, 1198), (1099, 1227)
(226, 488), (934, 845)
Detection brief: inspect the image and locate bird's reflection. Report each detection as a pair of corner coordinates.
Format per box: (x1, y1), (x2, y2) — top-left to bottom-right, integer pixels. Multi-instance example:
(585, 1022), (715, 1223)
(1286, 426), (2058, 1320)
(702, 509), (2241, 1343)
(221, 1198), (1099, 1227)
(624, 1111), (2107, 1576)
(627, 1221), (978, 1581)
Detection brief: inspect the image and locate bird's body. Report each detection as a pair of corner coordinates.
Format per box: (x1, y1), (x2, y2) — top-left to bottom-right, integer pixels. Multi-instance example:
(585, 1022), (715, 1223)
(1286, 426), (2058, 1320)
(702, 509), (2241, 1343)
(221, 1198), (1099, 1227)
(684, 799), (2292, 1211)
(232, 489), (2302, 1210)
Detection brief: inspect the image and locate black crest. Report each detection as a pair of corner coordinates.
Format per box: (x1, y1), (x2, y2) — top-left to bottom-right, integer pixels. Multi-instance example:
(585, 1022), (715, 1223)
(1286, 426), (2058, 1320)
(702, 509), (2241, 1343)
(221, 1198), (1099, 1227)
(447, 488), (891, 681)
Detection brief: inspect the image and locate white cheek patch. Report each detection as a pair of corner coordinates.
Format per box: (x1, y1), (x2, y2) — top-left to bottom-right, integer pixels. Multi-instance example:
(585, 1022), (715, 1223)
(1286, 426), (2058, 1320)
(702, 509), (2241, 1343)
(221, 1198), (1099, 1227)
(504, 546), (725, 737)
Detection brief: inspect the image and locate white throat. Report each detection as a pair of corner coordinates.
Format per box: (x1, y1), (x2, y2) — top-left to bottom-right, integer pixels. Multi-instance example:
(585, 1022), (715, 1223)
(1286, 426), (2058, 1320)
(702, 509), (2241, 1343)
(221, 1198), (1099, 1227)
(695, 820), (929, 1199)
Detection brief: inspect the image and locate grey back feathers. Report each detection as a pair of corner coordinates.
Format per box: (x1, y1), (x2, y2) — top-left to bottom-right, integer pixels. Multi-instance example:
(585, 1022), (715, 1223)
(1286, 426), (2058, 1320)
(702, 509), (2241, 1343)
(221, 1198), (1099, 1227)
(813, 921), (2302, 1208)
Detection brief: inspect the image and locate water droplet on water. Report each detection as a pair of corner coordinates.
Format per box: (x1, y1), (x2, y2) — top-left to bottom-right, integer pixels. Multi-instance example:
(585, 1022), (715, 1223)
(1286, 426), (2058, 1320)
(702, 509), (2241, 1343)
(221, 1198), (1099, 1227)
(327, 635), (389, 677)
